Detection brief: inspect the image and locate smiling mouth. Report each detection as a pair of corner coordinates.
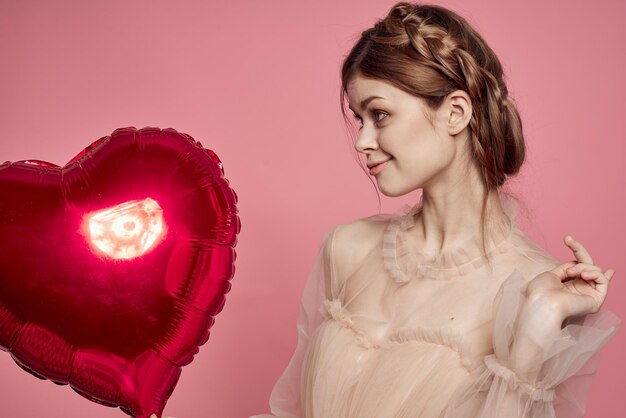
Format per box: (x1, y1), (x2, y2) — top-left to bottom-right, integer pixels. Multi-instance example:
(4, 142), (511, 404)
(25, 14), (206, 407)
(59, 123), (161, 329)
(368, 158), (392, 169)
(368, 158), (392, 175)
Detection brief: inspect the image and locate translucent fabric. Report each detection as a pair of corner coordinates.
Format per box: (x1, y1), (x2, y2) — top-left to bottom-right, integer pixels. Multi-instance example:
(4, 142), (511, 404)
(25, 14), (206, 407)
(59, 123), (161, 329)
(250, 192), (620, 418)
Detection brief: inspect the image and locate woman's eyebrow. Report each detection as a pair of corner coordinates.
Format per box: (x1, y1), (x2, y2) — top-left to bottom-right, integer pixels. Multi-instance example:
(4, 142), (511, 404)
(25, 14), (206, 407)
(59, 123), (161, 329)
(361, 96), (383, 108)
(349, 95), (384, 112)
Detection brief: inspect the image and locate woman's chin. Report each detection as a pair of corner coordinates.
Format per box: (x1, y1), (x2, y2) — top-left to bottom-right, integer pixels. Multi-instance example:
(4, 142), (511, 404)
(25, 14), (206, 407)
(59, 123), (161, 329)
(378, 183), (414, 198)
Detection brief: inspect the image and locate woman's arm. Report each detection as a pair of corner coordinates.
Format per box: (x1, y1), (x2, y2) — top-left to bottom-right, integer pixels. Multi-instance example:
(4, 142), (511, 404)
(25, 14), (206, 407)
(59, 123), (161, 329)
(469, 284), (570, 417)
(446, 236), (620, 417)
(249, 225), (339, 418)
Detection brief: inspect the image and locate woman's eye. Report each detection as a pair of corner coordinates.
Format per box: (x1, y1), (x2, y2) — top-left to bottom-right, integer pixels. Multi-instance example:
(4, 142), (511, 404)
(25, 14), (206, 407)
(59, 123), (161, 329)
(373, 110), (388, 122)
(352, 111), (386, 130)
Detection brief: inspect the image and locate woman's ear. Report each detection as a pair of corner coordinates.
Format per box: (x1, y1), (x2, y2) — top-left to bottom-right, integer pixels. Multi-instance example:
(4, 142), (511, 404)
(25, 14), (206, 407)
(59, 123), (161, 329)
(445, 90), (472, 136)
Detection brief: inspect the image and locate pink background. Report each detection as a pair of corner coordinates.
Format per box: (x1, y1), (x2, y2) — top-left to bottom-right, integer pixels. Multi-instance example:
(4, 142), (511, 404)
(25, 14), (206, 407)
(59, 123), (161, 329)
(1, 0), (625, 416)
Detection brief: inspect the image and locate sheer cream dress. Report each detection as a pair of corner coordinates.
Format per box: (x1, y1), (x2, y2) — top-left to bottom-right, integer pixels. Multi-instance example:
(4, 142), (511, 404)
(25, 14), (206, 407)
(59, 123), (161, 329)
(251, 192), (620, 418)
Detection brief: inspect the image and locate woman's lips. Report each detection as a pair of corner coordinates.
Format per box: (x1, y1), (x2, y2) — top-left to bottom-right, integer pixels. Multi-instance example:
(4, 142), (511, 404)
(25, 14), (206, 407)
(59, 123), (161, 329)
(369, 159), (391, 175)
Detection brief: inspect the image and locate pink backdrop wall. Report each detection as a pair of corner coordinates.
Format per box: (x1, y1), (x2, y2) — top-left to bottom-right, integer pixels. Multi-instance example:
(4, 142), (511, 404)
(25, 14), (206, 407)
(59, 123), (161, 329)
(1, 0), (624, 416)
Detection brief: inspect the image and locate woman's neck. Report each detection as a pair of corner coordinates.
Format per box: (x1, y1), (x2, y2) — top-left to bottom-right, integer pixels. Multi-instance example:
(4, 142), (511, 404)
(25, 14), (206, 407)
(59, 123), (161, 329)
(414, 177), (508, 256)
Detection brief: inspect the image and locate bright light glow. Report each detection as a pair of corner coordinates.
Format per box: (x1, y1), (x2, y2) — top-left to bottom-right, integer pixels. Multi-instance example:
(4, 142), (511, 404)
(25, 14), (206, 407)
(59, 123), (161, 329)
(84, 198), (165, 259)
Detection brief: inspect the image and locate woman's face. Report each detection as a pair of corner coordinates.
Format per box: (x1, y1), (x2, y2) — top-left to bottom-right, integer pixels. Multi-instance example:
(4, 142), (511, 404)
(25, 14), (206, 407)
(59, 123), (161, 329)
(347, 73), (462, 197)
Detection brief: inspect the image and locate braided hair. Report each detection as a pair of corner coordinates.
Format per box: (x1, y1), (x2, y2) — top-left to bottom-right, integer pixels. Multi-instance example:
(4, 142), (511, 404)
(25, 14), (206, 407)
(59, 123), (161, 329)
(340, 2), (525, 190)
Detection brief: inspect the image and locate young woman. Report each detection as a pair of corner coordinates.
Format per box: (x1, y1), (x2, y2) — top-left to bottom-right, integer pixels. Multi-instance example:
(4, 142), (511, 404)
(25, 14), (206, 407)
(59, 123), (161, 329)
(252, 2), (620, 417)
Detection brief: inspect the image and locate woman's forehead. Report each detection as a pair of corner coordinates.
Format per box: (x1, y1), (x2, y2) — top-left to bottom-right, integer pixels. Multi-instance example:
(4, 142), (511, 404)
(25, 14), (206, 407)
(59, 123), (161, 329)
(347, 76), (396, 107)
(347, 75), (415, 112)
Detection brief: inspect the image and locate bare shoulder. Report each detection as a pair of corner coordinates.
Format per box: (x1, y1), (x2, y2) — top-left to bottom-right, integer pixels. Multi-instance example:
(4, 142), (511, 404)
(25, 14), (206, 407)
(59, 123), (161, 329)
(327, 214), (390, 287)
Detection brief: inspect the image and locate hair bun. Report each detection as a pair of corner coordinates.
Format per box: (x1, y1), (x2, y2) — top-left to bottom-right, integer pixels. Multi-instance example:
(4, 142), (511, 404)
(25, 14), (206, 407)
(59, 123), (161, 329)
(341, 2), (527, 190)
(389, 2), (415, 20)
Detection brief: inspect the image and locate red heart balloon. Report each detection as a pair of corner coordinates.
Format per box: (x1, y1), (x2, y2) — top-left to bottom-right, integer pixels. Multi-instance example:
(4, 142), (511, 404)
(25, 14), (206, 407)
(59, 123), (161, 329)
(0, 127), (240, 417)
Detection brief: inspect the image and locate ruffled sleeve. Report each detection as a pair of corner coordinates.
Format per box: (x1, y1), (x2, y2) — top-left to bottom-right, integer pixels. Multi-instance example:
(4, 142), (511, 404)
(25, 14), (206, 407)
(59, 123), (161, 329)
(445, 269), (620, 418)
(249, 226), (338, 418)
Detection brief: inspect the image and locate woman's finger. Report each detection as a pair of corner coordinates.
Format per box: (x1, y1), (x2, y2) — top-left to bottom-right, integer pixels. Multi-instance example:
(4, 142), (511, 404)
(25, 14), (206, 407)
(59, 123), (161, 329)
(575, 270), (609, 305)
(581, 270), (602, 280)
(566, 262), (601, 275)
(591, 271), (610, 301)
(564, 235), (594, 265)
(554, 261), (579, 280)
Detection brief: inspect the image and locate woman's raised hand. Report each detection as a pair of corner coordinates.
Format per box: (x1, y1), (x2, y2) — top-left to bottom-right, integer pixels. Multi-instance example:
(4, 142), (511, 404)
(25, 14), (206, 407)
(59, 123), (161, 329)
(526, 235), (615, 320)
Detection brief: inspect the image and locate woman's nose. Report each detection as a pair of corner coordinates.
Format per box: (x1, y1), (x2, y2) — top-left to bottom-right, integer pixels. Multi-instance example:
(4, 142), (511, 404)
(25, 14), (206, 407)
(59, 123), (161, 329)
(354, 126), (378, 154)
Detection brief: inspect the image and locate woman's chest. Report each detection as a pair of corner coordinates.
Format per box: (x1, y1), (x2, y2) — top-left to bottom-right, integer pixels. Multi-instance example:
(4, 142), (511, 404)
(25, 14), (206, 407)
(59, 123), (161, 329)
(349, 267), (509, 322)
(336, 264), (519, 358)
(318, 297), (492, 373)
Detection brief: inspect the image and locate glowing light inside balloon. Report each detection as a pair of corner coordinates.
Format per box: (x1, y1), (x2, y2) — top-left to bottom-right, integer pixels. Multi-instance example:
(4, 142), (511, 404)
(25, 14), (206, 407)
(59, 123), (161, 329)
(84, 198), (165, 259)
